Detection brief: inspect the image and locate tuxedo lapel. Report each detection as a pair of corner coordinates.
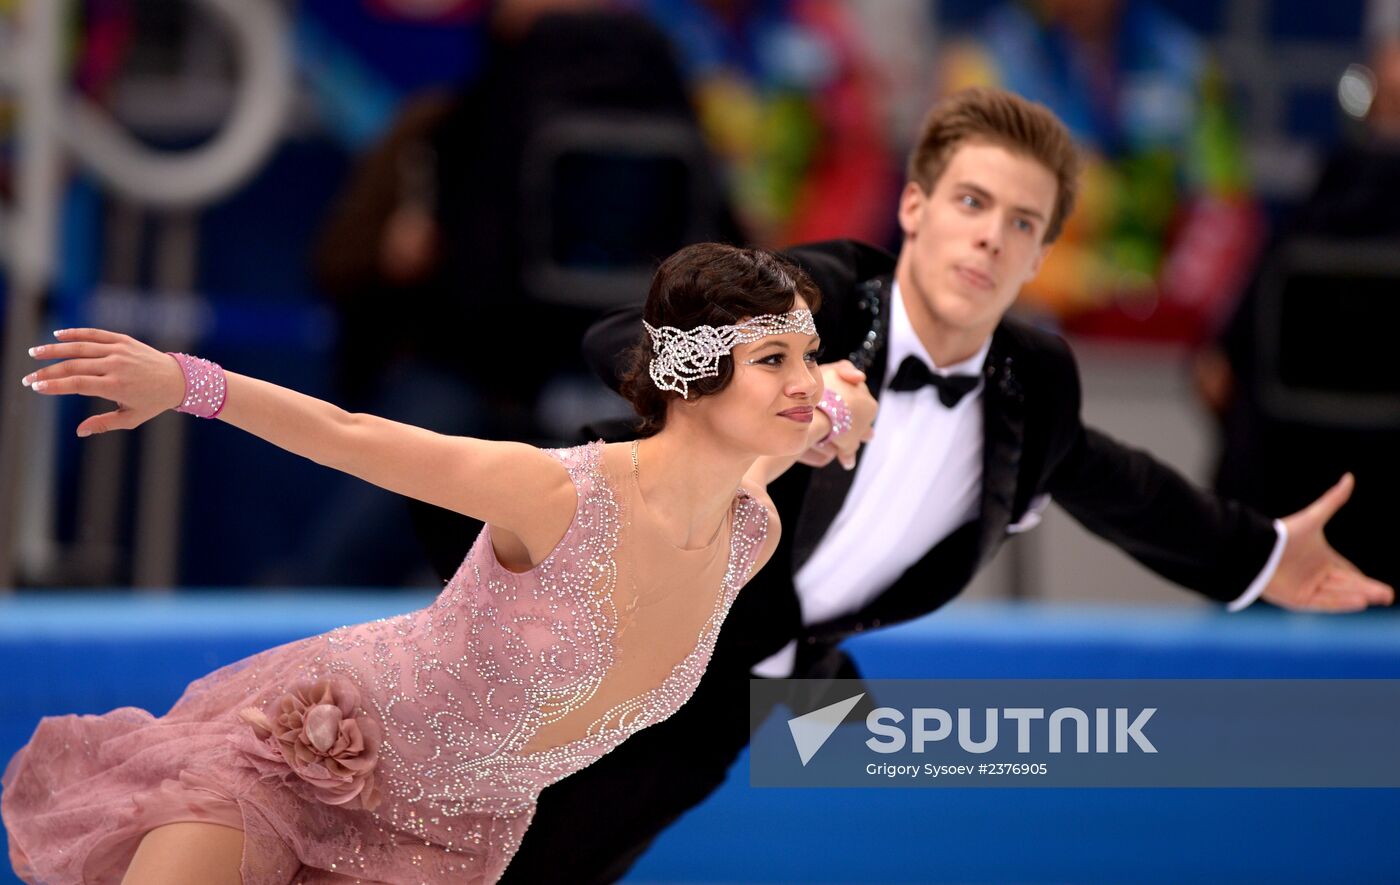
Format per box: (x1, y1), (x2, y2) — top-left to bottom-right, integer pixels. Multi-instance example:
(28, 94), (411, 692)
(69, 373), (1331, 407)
(848, 276), (894, 387)
(790, 275), (892, 572)
(803, 323), (1028, 641)
(975, 328), (1026, 566)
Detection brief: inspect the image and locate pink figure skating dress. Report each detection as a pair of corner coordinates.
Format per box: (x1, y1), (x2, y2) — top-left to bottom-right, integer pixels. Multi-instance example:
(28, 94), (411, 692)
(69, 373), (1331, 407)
(3, 442), (770, 883)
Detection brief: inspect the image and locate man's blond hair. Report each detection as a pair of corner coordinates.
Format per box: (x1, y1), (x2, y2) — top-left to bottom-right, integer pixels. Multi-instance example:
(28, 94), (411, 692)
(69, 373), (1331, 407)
(907, 87), (1080, 242)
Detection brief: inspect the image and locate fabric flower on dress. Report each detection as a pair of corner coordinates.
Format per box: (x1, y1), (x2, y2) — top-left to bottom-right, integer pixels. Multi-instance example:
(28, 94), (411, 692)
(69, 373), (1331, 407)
(232, 678), (382, 811)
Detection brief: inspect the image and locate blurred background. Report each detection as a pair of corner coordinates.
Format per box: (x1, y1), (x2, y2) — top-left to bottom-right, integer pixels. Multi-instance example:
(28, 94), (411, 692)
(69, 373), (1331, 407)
(2, 0), (1399, 882)
(2, 0), (1398, 598)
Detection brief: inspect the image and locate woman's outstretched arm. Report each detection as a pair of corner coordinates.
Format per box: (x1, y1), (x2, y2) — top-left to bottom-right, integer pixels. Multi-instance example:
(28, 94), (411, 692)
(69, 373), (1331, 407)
(23, 328), (574, 554)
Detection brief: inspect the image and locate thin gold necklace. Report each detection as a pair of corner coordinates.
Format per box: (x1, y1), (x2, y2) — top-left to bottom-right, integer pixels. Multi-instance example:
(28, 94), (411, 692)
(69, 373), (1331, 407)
(630, 440), (727, 551)
(616, 440), (730, 632)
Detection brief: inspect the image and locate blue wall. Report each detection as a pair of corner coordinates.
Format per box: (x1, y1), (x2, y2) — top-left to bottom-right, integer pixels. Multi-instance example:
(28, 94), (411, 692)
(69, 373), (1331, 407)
(3, 598), (1398, 884)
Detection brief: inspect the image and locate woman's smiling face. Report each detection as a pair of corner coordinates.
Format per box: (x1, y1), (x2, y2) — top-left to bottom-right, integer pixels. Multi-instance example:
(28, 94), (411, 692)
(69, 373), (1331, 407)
(680, 296), (824, 456)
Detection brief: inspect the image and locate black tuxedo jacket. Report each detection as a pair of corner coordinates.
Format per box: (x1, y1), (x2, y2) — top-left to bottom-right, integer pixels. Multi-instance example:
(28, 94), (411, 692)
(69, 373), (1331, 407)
(495, 238), (1280, 884)
(580, 239), (1278, 678)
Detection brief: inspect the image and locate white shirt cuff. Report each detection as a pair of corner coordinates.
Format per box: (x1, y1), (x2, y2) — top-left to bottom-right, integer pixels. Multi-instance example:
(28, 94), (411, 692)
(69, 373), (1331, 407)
(750, 639), (798, 678)
(1226, 519), (1288, 612)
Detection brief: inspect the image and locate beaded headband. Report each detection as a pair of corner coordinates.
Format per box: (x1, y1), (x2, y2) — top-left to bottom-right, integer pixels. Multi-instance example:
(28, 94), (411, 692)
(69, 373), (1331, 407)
(644, 309), (817, 396)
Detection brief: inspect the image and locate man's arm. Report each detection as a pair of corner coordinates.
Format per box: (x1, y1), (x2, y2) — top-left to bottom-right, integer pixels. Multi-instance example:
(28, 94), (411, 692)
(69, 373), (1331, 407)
(1037, 334), (1391, 611)
(1047, 423), (1280, 603)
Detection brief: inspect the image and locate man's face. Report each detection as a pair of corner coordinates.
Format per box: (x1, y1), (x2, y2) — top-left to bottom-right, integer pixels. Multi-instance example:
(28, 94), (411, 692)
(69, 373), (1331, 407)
(896, 141), (1058, 346)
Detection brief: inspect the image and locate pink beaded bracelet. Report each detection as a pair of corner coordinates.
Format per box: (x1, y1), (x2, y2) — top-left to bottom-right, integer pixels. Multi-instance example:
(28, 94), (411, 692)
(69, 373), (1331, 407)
(814, 388), (853, 446)
(167, 352), (228, 419)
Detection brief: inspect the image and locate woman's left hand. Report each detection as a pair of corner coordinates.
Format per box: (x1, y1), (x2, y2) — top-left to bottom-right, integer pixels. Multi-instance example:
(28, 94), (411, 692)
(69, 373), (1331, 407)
(22, 328), (186, 437)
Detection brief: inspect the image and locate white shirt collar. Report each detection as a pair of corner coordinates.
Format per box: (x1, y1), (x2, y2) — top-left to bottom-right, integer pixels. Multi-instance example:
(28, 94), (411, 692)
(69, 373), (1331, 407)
(885, 280), (992, 389)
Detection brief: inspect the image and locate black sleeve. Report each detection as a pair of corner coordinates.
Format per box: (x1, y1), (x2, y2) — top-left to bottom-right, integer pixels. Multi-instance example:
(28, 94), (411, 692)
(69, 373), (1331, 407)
(1040, 339), (1278, 603)
(581, 305), (645, 394)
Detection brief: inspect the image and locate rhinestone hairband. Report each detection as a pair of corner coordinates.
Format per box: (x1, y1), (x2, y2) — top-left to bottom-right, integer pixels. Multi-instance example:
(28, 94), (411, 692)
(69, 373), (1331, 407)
(644, 309), (817, 396)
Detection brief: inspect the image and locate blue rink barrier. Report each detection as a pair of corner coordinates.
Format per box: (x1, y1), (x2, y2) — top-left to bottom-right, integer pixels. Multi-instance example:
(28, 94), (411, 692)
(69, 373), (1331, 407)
(2, 593), (1398, 884)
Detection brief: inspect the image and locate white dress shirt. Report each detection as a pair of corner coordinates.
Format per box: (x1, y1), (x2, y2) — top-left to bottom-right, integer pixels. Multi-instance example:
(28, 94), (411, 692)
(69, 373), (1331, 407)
(752, 282), (1285, 677)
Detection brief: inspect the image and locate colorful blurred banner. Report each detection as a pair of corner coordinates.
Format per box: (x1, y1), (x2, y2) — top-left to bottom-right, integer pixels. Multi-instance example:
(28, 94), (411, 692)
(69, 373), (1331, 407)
(644, 0), (899, 249)
(944, 0), (1266, 342)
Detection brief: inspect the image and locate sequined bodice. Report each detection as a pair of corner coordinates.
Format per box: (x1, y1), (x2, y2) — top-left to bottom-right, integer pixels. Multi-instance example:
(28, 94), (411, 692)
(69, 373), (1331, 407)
(310, 442), (768, 842)
(0, 442), (772, 885)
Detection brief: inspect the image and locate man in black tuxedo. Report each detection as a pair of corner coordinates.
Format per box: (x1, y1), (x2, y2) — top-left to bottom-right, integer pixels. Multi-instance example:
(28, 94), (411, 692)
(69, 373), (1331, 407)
(490, 87), (1394, 883)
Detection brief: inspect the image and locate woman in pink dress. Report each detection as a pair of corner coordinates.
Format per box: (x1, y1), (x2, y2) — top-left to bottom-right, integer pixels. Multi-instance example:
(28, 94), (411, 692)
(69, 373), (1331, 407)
(2, 243), (871, 884)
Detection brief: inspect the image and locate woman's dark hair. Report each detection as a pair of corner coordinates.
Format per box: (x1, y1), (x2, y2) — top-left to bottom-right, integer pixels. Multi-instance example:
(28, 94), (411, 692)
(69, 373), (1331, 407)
(620, 243), (822, 437)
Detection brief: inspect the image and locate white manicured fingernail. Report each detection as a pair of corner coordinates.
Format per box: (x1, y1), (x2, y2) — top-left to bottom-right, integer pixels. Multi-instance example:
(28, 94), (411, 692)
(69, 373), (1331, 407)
(31, 380), (46, 391)
(21, 375), (30, 386)
(27, 347), (36, 357)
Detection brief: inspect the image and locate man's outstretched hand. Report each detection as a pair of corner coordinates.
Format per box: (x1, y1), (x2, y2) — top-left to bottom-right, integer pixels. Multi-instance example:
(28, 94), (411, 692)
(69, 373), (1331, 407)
(1262, 473), (1394, 612)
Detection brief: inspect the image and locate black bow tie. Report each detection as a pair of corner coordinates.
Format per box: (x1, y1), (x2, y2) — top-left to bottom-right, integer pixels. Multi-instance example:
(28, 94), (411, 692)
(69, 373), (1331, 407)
(887, 355), (981, 407)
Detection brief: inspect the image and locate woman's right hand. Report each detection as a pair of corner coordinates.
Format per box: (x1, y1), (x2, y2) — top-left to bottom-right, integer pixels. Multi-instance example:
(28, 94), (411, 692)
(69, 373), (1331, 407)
(22, 328), (187, 437)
